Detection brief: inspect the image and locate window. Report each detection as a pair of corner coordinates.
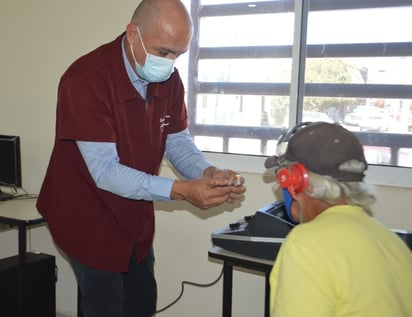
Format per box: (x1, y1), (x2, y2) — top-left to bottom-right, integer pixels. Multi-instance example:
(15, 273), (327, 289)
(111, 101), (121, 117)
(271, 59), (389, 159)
(177, 0), (412, 171)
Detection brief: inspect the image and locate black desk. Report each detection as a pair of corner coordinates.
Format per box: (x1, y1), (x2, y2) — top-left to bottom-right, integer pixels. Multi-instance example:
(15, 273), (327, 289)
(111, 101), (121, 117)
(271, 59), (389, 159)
(208, 246), (274, 317)
(0, 197), (45, 317)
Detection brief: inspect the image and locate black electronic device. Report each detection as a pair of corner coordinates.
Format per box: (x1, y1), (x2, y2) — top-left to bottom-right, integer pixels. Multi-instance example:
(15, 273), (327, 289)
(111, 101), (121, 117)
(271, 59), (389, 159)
(0, 135), (22, 201)
(392, 229), (412, 251)
(0, 252), (56, 317)
(211, 201), (295, 260)
(211, 202), (412, 261)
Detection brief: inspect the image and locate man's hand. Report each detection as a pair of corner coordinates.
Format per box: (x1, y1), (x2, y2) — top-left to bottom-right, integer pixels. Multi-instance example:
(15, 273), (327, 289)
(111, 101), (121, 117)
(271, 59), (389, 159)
(203, 166), (246, 203)
(171, 166), (246, 209)
(170, 166), (247, 208)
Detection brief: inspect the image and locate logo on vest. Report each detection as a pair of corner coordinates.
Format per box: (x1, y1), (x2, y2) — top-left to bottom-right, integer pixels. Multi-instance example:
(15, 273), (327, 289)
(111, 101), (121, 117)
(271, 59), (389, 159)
(160, 115), (171, 131)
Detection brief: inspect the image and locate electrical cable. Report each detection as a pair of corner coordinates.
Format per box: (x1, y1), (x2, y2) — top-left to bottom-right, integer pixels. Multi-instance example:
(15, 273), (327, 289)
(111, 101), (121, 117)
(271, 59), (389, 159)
(155, 267), (224, 314)
(0, 185), (38, 201)
(13, 193), (39, 199)
(297, 199), (304, 223)
(15, 186), (38, 198)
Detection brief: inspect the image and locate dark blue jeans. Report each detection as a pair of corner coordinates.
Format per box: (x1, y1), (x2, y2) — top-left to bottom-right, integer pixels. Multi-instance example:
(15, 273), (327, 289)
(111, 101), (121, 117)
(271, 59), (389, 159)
(69, 249), (157, 317)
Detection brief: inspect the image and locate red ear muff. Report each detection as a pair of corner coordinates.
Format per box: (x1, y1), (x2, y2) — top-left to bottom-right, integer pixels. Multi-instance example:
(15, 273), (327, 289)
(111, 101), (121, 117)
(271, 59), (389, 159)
(277, 163), (309, 198)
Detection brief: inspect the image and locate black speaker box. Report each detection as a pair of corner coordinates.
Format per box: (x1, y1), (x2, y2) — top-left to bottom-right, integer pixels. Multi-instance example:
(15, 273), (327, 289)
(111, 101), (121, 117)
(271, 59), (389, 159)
(0, 252), (56, 317)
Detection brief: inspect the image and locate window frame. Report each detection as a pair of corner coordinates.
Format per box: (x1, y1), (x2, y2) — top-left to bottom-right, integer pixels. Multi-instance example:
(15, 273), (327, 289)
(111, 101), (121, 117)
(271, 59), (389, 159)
(183, 0), (412, 189)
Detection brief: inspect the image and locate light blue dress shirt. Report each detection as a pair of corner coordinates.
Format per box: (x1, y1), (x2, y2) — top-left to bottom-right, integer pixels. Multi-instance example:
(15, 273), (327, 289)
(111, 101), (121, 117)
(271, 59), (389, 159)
(76, 36), (212, 201)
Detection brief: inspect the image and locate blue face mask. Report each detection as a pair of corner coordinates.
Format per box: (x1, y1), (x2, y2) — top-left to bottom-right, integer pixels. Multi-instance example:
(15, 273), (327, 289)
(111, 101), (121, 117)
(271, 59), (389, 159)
(131, 26), (175, 83)
(282, 188), (296, 223)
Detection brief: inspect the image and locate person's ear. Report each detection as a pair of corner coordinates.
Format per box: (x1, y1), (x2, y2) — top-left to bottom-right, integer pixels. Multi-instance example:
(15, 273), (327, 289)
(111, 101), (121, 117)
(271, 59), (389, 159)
(125, 23), (138, 45)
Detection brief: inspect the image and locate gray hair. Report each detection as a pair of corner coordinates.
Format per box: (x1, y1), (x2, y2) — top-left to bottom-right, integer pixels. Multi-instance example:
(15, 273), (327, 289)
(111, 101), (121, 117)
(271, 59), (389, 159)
(304, 171), (376, 215)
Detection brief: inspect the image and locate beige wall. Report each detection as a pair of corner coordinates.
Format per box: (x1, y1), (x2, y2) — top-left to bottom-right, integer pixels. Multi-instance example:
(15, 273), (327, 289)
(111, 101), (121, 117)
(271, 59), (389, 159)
(1, 1), (411, 316)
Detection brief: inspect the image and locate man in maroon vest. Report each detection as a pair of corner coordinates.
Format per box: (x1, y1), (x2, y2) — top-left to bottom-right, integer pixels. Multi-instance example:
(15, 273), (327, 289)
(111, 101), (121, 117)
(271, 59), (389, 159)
(37, 1), (246, 316)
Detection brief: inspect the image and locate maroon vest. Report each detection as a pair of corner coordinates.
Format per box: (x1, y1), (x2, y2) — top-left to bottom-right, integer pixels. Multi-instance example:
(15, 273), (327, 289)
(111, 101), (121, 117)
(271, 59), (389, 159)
(37, 34), (188, 271)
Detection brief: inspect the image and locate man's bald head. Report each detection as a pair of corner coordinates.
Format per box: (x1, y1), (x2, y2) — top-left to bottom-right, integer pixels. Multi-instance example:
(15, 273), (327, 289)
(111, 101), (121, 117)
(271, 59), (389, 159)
(131, 0), (192, 38)
(125, 0), (193, 78)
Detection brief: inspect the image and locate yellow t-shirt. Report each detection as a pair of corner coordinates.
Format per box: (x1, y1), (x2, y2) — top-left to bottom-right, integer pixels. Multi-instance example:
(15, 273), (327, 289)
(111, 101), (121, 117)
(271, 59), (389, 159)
(270, 205), (412, 317)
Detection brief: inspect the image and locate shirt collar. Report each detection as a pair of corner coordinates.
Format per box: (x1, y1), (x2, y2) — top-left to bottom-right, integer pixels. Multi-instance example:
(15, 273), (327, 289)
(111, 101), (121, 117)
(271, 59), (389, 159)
(121, 35), (148, 99)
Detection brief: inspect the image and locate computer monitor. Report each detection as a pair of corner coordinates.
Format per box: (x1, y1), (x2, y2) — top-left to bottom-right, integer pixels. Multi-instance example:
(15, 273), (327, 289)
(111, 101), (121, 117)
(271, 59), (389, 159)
(0, 135), (22, 201)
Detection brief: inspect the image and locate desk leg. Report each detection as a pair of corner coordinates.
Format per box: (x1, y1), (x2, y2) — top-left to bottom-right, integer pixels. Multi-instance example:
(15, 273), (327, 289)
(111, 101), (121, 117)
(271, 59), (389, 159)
(17, 224), (27, 317)
(78, 285), (84, 317)
(265, 272), (270, 317)
(222, 261), (233, 317)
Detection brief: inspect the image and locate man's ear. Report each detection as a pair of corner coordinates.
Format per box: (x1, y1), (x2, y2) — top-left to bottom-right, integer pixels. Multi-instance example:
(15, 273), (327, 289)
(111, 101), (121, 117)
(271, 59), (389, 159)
(125, 23), (138, 45)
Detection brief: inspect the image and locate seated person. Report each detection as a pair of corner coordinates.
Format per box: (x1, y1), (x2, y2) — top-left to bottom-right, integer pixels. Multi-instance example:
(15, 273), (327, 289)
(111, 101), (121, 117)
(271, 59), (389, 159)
(265, 122), (412, 317)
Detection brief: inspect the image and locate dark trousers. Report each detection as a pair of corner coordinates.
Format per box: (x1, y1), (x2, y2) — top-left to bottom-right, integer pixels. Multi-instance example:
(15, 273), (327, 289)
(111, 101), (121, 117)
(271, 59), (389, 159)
(69, 249), (157, 317)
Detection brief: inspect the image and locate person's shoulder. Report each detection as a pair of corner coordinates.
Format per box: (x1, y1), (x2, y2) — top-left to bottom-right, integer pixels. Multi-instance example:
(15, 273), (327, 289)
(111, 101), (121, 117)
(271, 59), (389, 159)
(63, 34), (124, 78)
(284, 209), (342, 243)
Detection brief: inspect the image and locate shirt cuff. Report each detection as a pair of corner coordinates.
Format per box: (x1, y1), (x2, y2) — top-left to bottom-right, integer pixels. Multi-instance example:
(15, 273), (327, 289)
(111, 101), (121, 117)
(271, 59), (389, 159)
(149, 175), (175, 201)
